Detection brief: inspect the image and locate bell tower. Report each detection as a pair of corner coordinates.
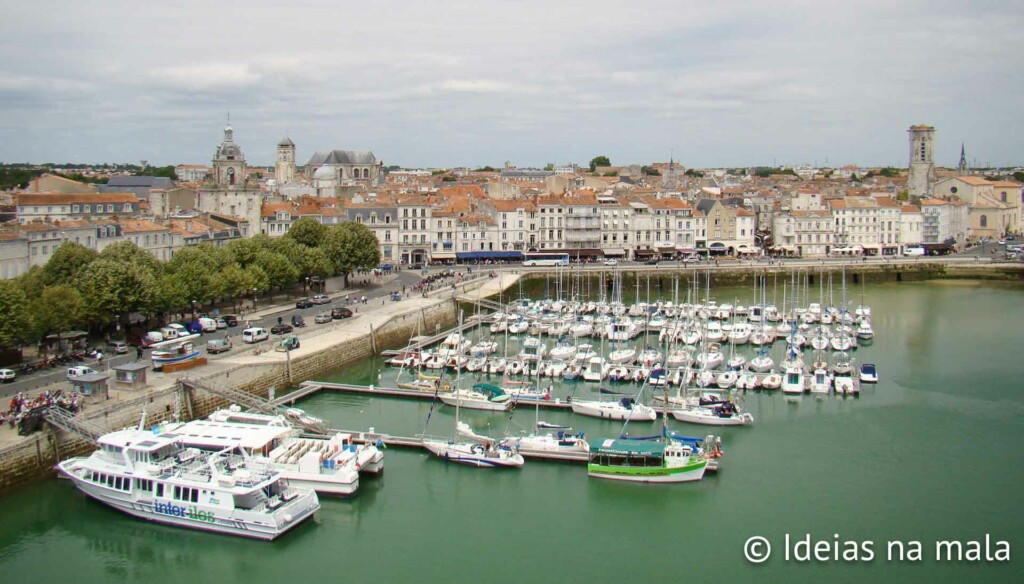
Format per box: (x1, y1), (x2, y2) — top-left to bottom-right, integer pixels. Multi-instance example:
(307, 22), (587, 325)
(907, 124), (936, 198)
(276, 136), (296, 186)
(212, 122), (247, 188)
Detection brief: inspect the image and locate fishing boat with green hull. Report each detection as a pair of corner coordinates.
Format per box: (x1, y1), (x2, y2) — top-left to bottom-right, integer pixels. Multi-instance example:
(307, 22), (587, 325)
(587, 438), (707, 483)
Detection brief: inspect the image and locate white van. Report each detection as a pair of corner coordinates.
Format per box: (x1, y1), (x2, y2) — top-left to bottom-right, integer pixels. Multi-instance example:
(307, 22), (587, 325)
(242, 327), (269, 344)
(159, 326), (179, 340)
(143, 331), (164, 346)
(198, 317), (218, 332)
(168, 323), (189, 337)
(67, 366), (97, 380)
(903, 246), (925, 257)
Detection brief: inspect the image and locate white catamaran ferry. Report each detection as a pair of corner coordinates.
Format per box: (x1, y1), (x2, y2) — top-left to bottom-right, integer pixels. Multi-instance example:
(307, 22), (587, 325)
(57, 427), (320, 540)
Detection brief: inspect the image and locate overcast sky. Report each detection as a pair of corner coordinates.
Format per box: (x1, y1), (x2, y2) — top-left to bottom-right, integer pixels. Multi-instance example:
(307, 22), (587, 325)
(1, 1), (1021, 169)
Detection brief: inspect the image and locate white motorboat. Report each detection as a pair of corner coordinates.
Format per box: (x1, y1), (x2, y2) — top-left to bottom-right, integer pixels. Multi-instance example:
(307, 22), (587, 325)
(608, 366), (631, 382)
(781, 366), (806, 395)
(726, 354), (747, 371)
(571, 397), (657, 421)
(502, 430), (589, 461)
(575, 343), (597, 361)
(422, 353), (447, 369)
(469, 340), (498, 356)
(57, 426), (320, 540)
(705, 321), (726, 343)
(761, 372), (782, 390)
(636, 346), (663, 367)
(505, 360), (526, 376)
(439, 383), (512, 411)
(665, 348), (693, 368)
(859, 363), (878, 383)
(562, 360), (584, 380)
(549, 341), (577, 361)
(508, 319), (529, 334)
(728, 322), (752, 345)
(669, 401), (754, 426)
(582, 356), (608, 382)
(518, 336), (547, 362)
(465, 357), (487, 372)
(809, 367), (832, 394)
(735, 371), (760, 390)
(485, 358), (507, 374)
(716, 370), (738, 389)
(542, 361), (567, 378)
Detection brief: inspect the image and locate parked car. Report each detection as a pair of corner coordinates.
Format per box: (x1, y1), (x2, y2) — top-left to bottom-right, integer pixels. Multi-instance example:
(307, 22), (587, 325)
(295, 298), (314, 309)
(206, 338), (232, 354)
(223, 315), (239, 327)
(241, 327), (269, 343)
(314, 312), (333, 324)
(107, 341), (129, 354)
(67, 366), (97, 380)
(291, 314), (306, 328)
(312, 294), (331, 305)
(332, 306), (353, 319)
(603, 259), (618, 266)
(215, 317), (228, 329)
(185, 321), (205, 335)
(411, 262), (424, 270)
(644, 258), (660, 265)
(0, 369), (15, 383)
(271, 323), (294, 335)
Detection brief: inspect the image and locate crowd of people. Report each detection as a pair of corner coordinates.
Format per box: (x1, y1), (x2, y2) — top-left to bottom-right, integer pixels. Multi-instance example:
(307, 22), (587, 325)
(3, 389), (82, 430)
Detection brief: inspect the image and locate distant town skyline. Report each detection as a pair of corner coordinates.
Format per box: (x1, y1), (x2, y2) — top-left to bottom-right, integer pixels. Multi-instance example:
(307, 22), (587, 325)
(1, 1), (1021, 169)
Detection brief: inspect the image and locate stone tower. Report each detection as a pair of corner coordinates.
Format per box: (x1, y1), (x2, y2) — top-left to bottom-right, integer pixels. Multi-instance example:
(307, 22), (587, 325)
(957, 143), (967, 174)
(212, 123), (247, 188)
(907, 124), (936, 198)
(276, 136), (296, 186)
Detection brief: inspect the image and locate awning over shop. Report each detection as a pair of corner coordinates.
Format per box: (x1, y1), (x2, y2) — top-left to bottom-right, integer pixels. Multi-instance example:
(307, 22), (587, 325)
(676, 247), (696, 253)
(736, 246), (761, 254)
(431, 252), (456, 260)
(709, 242), (727, 251)
(633, 249), (658, 257)
(602, 248), (627, 256)
(455, 251), (524, 261)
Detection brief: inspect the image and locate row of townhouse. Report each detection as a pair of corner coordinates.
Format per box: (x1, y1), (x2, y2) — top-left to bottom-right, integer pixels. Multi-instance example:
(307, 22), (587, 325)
(0, 213), (248, 279)
(770, 193), (973, 257)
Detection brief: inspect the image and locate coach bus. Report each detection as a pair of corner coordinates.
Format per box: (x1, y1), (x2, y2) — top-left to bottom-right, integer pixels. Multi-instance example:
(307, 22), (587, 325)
(522, 252), (570, 267)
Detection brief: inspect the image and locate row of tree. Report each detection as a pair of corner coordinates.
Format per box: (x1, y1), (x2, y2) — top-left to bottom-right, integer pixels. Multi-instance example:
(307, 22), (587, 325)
(0, 218), (381, 351)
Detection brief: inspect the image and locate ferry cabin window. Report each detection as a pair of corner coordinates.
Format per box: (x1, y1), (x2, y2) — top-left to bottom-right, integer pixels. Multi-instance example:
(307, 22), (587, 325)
(156, 483), (164, 498)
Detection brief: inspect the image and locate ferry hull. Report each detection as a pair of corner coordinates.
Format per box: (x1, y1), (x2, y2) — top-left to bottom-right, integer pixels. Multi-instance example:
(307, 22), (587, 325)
(588, 460), (707, 483)
(58, 462), (319, 541)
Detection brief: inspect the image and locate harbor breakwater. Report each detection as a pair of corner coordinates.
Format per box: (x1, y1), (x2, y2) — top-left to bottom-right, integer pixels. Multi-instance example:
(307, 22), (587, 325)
(0, 297), (459, 495)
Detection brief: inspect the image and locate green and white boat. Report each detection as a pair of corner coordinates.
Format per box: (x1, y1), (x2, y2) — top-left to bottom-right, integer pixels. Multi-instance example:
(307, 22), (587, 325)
(587, 438), (707, 483)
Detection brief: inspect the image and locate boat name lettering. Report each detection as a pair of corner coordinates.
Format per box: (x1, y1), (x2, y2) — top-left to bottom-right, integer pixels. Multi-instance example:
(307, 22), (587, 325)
(154, 501), (216, 523)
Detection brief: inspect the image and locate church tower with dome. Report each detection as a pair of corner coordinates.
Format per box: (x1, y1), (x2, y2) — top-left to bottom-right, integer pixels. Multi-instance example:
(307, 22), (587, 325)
(196, 122), (263, 234)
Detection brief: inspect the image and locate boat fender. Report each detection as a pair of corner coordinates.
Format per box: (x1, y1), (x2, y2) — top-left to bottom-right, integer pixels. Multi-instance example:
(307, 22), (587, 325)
(283, 513), (293, 524)
(576, 440), (584, 447)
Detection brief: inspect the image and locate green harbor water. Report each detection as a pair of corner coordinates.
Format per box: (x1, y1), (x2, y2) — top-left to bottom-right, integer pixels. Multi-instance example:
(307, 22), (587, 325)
(1, 280), (1022, 583)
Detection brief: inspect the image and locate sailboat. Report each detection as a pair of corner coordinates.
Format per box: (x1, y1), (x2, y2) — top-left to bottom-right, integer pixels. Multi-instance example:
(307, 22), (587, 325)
(421, 319), (525, 468)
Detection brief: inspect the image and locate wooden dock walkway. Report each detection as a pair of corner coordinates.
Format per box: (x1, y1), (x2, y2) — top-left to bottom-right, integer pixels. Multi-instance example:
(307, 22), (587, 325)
(340, 430), (588, 463)
(271, 381), (574, 409)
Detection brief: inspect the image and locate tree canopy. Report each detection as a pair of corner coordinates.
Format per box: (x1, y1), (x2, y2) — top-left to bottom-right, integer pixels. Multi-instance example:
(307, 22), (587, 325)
(285, 217), (328, 248)
(43, 242), (97, 286)
(589, 156), (611, 172)
(0, 281), (32, 349)
(321, 222), (381, 286)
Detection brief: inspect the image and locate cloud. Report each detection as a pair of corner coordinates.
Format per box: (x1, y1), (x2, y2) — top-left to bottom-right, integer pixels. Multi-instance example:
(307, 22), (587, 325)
(0, 0), (1021, 167)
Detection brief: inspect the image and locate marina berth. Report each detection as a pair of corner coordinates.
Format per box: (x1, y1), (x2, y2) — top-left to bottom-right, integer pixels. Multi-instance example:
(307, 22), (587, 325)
(57, 427), (320, 540)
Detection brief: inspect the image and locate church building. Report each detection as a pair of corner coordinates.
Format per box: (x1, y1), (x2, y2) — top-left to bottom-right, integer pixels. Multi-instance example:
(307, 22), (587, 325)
(196, 123), (262, 234)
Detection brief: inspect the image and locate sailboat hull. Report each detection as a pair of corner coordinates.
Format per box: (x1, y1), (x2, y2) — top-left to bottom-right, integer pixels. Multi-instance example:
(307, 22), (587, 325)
(422, 440), (525, 467)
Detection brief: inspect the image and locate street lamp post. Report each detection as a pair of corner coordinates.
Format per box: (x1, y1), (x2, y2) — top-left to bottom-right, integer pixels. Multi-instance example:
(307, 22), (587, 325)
(252, 288), (258, 310)
(190, 300), (197, 322)
(304, 276), (310, 297)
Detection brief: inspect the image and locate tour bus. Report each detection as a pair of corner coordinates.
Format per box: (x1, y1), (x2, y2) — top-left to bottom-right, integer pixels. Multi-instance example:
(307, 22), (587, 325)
(522, 252), (571, 267)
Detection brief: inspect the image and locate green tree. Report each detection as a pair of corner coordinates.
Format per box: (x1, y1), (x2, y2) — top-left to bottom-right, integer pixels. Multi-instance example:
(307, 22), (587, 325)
(246, 264), (270, 294)
(43, 242), (98, 286)
(285, 217), (328, 248)
(76, 258), (155, 325)
(851, 173), (861, 182)
(98, 241), (161, 277)
(880, 167), (900, 178)
(603, 171), (618, 177)
(474, 166), (497, 172)
(543, 163), (554, 171)
(150, 274), (188, 319)
(684, 169), (705, 178)
(321, 222), (381, 287)
(589, 156), (611, 172)
(31, 285), (85, 341)
(14, 266), (47, 301)
(641, 166), (660, 176)
(216, 264), (254, 311)
(254, 250), (300, 290)
(226, 237), (262, 267)
(297, 247), (333, 279)
(0, 281), (32, 349)
(1013, 171), (1024, 183)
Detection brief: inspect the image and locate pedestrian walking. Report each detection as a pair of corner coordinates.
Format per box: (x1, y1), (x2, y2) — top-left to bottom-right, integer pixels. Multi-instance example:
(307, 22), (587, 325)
(136, 346), (144, 360)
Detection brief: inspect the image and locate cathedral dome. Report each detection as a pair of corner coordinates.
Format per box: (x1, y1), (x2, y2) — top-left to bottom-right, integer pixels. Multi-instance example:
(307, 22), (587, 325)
(313, 165), (335, 180)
